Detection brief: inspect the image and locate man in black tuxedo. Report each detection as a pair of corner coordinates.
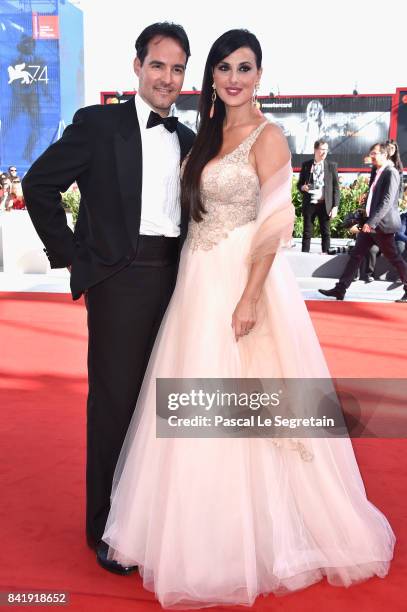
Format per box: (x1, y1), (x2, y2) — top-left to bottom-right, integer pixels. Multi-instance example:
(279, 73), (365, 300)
(319, 143), (407, 302)
(298, 139), (340, 253)
(22, 22), (195, 572)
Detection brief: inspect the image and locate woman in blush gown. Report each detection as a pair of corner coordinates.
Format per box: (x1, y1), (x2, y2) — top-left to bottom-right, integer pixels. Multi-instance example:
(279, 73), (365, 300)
(103, 30), (395, 609)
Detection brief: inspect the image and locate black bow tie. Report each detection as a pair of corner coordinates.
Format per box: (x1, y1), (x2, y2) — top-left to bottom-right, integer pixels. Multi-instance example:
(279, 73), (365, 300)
(146, 111), (178, 133)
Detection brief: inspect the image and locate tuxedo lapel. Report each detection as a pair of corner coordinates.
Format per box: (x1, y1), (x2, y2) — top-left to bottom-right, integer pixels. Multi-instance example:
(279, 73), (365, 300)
(370, 166), (388, 210)
(306, 159), (313, 181)
(114, 98), (142, 248)
(324, 160), (331, 187)
(176, 123), (190, 163)
(176, 123), (194, 243)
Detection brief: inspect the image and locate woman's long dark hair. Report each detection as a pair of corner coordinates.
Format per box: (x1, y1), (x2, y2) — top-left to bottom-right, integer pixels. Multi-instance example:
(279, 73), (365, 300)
(386, 139), (404, 173)
(181, 29), (262, 222)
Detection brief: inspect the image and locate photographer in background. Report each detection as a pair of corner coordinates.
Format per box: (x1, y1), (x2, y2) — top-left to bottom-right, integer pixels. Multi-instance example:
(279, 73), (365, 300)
(345, 217), (381, 283)
(0, 177), (14, 211)
(360, 189), (407, 281)
(394, 192), (407, 258)
(298, 139), (340, 253)
(7, 166), (23, 203)
(319, 142), (407, 302)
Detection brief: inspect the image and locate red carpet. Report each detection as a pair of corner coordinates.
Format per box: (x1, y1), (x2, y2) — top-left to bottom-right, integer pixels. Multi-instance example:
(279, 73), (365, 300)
(0, 293), (406, 611)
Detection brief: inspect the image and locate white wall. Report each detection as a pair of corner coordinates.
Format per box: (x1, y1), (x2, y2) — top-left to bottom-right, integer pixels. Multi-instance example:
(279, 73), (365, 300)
(78, 0), (406, 106)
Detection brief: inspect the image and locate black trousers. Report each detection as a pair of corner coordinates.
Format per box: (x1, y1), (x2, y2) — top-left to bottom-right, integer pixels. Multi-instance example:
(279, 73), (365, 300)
(85, 236), (179, 546)
(337, 231), (407, 292)
(360, 244), (380, 279)
(302, 201), (331, 253)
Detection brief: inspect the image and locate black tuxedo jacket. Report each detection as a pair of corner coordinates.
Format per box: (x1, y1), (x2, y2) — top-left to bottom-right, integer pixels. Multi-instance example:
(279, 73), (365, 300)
(297, 159), (340, 213)
(366, 165), (401, 234)
(22, 97), (195, 299)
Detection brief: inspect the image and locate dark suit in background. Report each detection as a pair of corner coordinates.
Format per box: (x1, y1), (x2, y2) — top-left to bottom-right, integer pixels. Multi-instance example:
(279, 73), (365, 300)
(23, 98), (195, 546)
(298, 159), (340, 252)
(395, 211), (407, 257)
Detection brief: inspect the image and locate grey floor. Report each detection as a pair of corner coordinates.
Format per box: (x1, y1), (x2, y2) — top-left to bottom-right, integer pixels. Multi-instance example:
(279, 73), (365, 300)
(0, 239), (405, 303)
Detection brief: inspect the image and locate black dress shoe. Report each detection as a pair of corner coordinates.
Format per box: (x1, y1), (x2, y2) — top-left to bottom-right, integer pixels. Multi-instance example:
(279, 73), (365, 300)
(96, 541), (137, 575)
(364, 275), (374, 284)
(318, 287), (345, 300)
(395, 292), (407, 303)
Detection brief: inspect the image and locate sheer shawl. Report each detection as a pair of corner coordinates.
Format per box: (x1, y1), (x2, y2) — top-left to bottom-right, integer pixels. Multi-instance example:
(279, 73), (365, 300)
(248, 159), (295, 262)
(239, 157), (344, 461)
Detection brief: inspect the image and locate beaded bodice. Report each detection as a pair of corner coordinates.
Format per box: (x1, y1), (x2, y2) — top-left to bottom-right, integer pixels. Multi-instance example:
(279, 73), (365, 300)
(187, 121), (268, 251)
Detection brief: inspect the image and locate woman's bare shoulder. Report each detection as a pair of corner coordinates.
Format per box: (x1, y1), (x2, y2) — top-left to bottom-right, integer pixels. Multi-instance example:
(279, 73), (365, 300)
(257, 120), (287, 148)
(254, 120), (291, 177)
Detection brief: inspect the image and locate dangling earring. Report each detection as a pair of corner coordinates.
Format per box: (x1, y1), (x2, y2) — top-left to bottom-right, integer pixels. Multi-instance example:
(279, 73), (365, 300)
(209, 83), (217, 119)
(252, 83), (261, 110)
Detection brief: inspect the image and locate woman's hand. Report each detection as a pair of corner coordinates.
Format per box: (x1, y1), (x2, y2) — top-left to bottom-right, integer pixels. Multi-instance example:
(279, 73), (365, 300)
(232, 297), (257, 342)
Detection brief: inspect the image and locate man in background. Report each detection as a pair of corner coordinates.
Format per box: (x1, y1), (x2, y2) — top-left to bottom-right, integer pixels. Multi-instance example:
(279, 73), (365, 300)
(298, 139), (340, 253)
(7, 166), (22, 197)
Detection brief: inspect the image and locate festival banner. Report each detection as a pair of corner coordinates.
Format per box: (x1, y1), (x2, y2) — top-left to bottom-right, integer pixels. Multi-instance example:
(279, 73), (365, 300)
(0, 7), (60, 172)
(101, 91), (396, 171)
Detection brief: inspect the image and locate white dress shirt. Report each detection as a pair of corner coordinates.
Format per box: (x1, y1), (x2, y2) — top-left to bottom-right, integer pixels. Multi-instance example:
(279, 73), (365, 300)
(310, 160), (325, 203)
(134, 94), (181, 237)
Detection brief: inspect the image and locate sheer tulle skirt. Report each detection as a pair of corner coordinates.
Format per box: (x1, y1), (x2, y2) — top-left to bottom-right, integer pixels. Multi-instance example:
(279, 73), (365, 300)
(103, 223), (395, 609)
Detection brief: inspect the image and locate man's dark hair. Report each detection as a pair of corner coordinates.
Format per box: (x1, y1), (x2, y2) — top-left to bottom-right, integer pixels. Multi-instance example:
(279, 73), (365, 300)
(135, 22), (190, 65)
(314, 139), (328, 149)
(370, 142), (389, 157)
